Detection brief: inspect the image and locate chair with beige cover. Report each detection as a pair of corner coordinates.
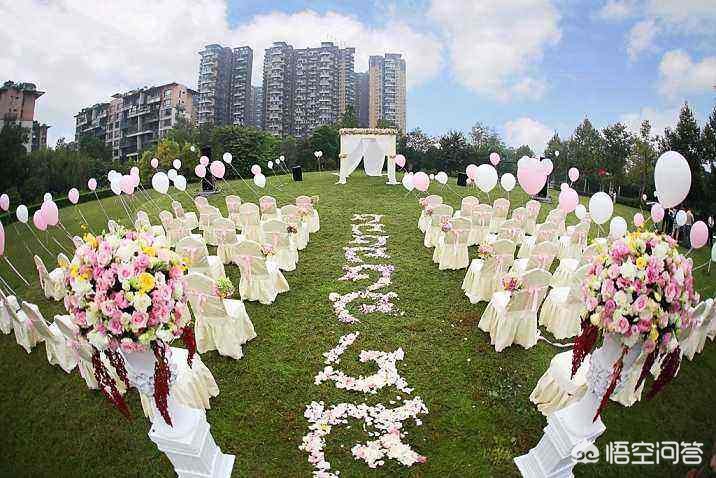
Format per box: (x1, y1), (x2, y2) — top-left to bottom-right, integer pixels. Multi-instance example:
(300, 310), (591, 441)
(160, 210), (193, 246)
(172, 200), (198, 231)
(0, 294), (12, 335)
(34, 255), (66, 301)
(545, 208), (567, 236)
(432, 217), (471, 270)
(489, 219), (524, 245)
(551, 242), (604, 288)
(455, 196), (479, 219)
(54, 315), (101, 390)
(176, 236), (226, 280)
(281, 204), (309, 250)
(185, 272), (257, 360)
(1, 290), (42, 353)
(424, 204), (454, 248)
(489, 198), (510, 233)
(510, 206), (528, 231)
(21, 301), (77, 373)
(462, 239), (516, 304)
(259, 196), (281, 222)
(523, 200), (541, 236)
(135, 210), (165, 237)
(212, 217), (242, 265)
(680, 299), (714, 361)
(529, 350), (589, 416)
(479, 268), (552, 352)
(225, 195), (242, 227)
(418, 194), (443, 232)
(199, 205), (221, 239)
(238, 202), (261, 243)
(510, 240), (559, 277)
(539, 264), (591, 339)
(261, 219), (298, 271)
(296, 195), (320, 233)
(235, 240), (289, 304)
(559, 221), (590, 260)
(518, 222), (558, 259)
(469, 204), (493, 246)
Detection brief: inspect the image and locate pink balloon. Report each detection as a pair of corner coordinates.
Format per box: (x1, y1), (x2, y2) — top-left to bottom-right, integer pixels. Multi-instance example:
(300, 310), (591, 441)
(40, 200), (59, 226)
(543, 162), (554, 175)
(88, 178), (97, 191)
(120, 175), (135, 195)
(199, 156), (210, 167)
(395, 154), (406, 168)
(466, 164), (478, 180)
(633, 213), (645, 228)
(489, 152), (500, 166)
(150, 157), (159, 169)
(558, 188), (579, 213)
(68, 188), (79, 204)
(251, 164), (261, 176)
(0, 194), (8, 212)
(413, 172), (430, 192)
(210, 160), (225, 179)
(690, 221), (708, 249)
(130, 166), (140, 177)
(0, 221), (4, 256)
(651, 203), (664, 223)
(560, 183), (569, 192)
(131, 174), (140, 188)
(568, 167), (579, 182)
(517, 166), (548, 195)
(33, 210), (47, 231)
(195, 164), (206, 178)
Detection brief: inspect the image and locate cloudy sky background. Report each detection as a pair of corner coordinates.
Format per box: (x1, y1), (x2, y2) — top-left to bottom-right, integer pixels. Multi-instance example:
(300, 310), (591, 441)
(1, 0), (714, 154)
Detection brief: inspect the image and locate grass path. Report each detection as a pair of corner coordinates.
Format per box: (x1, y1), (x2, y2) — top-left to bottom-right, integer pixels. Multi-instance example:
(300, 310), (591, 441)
(0, 171), (713, 477)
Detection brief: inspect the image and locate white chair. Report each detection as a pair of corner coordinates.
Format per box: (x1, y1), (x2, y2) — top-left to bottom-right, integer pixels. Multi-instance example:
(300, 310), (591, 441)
(510, 241), (559, 277)
(259, 196), (281, 222)
(432, 217), (470, 270)
(2, 291), (42, 353)
(72, 235), (84, 248)
(469, 204), (493, 246)
(296, 195), (320, 233)
(238, 202), (261, 243)
(479, 268), (552, 352)
(0, 295), (12, 334)
(529, 350), (589, 416)
(551, 242), (604, 287)
(545, 208), (567, 236)
(161, 210), (197, 246)
(107, 219), (120, 234)
(488, 219), (524, 245)
(262, 219), (298, 272)
(681, 299), (714, 361)
(34, 255), (66, 301)
(462, 239), (516, 303)
(54, 315), (101, 390)
(21, 302), (77, 373)
(172, 200), (198, 231)
(455, 196), (479, 219)
(489, 198), (510, 233)
(539, 264), (591, 339)
(176, 236), (226, 280)
(559, 221), (590, 260)
(201, 206), (223, 246)
(226, 195), (242, 227)
(523, 200), (541, 236)
(281, 204), (309, 251)
(518, 222), (558, 259)
(235, 240), (289, 304)
(185, 272), (257, 359)
(213, 217), (242, 265)
(424, 204), (453, 248)
(418, 194), (442, 233)
(511, 206), (528, 231)
(135, 210), (166, 238)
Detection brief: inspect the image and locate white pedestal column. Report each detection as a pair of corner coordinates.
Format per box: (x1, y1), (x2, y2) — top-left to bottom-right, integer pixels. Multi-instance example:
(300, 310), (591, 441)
(514, 335), (625, 478)
(337, 154), (348, 185)
(123, 349), (235, 478)
(386, 155), (399, 185)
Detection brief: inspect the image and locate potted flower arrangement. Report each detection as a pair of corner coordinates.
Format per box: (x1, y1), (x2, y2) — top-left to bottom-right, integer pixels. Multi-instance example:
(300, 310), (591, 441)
(572, 231), (699, 420)
(261, 244), (275, 257)
(477, 244), (494, 261)
(63, 227), (194, 425)
(213, 277), (235, 299)
(501, 275), (523, 292)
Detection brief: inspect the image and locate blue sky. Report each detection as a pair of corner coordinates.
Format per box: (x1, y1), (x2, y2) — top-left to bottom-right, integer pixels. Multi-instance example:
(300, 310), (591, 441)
(3, 0), (715, 152)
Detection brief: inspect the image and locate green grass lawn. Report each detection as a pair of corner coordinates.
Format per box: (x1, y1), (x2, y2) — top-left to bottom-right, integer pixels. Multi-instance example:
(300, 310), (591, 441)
(0, 171), (713, 478)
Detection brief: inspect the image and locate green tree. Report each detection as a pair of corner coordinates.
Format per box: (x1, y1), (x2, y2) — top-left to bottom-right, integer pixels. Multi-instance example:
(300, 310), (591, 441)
(309, 125), (340, 170)
(437, 130), (471, 173)
(544, 133), (566, 181)
(602, 122), (634, 188)
(701, 104), (716, 214)
(569, 118), (605, 192)
(338, 106), (358, 129)
(625, 120), (657, 200)
(0, 123), (30, 203)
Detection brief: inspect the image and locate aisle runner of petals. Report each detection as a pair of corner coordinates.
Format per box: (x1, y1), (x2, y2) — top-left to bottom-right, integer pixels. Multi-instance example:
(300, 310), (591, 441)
(300, 214), (428, 477)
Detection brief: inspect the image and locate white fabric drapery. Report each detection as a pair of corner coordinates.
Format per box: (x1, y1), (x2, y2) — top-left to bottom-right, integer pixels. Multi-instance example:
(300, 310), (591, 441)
(338, 129), (397, 184)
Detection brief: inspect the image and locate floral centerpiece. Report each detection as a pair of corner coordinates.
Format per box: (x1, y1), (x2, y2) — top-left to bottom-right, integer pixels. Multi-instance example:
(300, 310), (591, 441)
(63, 226), (193, 425)
(502, 275), (523, 292)
(261, 244), (275, 256)
(572, 231), (699, 419)
(440, 221), (453, 233)
(476, 244), (494, 261)
(213, 277), (235, 299)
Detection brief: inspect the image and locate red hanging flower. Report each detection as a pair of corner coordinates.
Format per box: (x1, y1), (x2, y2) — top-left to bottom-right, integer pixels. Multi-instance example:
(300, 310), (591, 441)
(593, 346), (628, 422)
(92, 349), (131, 420)
(181, 326), (196, 368)
(152, 341), (173, 427)
(104, 348), (130, 390)
(634, 348), (658, 393)
(571, 319), (599, 378)
(646, 346), (681, 400)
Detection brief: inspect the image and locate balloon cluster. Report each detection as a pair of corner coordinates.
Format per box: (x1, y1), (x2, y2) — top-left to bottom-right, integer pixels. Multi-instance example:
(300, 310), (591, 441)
(250, 163), (266, 188)
(516, 156), (551, 195)
(465, 163), (499, 193)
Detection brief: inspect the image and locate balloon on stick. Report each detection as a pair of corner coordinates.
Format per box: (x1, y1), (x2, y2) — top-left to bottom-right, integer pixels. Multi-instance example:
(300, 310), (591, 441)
(402, 173), (414, 192)
(195, 164), (206, 178)
(150, 157), (159, 169)
(654, 151), (691, 209)
(589, 192), (613, 225)
(489, 152), (500, 166)
(609, 216), (627, 238)
(253, 173), (266, 188)
(395, 154), (406, 168)
(0, 194), (8, 212)
(575, 204), (587, 220)
(0, 222), (29, 286)
(633, 213), (645, 228)
(690, 221), (708, 249)
(558, 187), (579, 213)
(568, 167), (579, 183)
(413, 172), (430, 192)
(651, 203), (665, 223)
(172, 159), (181, 170)
(500, 173), (516, 192)
(476, 164), (498, 193)
(675, 210), (687, 226)
(199, 156), (209, 167)
(223, 152), (233, 163)
(435, 172), (448, 185)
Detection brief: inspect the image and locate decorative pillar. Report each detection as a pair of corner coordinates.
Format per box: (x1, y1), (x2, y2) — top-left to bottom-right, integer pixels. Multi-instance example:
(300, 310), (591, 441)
(337, 153), (348, 185)
(386, 155), (398, 185)
(123, 349), (235, 478)
(514, 335), (634, 477)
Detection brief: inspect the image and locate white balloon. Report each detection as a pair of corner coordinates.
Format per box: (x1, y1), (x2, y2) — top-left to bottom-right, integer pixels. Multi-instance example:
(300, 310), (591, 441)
(654, 151), (691, 209)
(435, 171), (448, 185)
(110, 178), (122, 195)
(43, 193), (52, 202)
(190, 145), (196, 152)
(476, 164), (498, 193)
(318, 151), (323, 158)
(223, 152), (233, 163)
(402, 173), (414, 192)
(555, 150), (560, 157)
(712, 243), (716, 262)
(279, 155), (285, 161)
(588, 191), (614, 225)
(16, 205), (28, 223)
(429, 173), (435, 180)
(517, 156), (530, 169)
(174, 175), (187, 191)
(500, 173), (516, 192)
(609, 216), (628, 238)
(172, 159), (181, 170)
(268, 161), (274, 169)
(253, 173), (266, 188)
(575, 204), (587, 220)
(151, 172), (170, 194)
(675, 210), (687, 226)
(168, 169), (178, 181)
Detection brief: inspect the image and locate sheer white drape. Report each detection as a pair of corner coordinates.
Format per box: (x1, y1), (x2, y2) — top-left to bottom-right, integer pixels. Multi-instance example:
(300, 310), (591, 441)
(362, 138), (386, 176)
(338, 132), (397, 184)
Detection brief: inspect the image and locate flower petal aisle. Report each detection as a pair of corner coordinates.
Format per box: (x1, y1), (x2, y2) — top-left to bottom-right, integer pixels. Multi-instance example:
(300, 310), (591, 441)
(300, 213), (429, 477)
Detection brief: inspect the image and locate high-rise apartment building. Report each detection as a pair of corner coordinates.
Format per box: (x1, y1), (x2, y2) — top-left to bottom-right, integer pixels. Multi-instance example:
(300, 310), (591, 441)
(0, 80), (46, 152)
(355, 72), (369, 127)
(230, 46), (253, 126)
(263, 41), (295, 136)
(31, 121), (50, 151)
(368, 53), (406, 132)
(251, 86), (263, 128)
(197, 44), (233, 126)
(81, 82), (196, 160)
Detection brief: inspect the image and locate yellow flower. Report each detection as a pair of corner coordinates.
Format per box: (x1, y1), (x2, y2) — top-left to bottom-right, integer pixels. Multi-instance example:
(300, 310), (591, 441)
(83, 233), (98, 249)
(649, 326), (659, 342)
(69, 264), (79, 278)
(138, 272), (155, 293)
(636, 256), (648, 270)
(142, 246), (157, 257)
(182, 256), (192, 267)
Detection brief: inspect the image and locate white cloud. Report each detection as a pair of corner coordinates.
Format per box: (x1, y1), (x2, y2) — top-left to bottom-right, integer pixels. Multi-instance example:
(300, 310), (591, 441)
(657, 50), (716, 99)
(619, 106), (680, 136)
(0, 1), (441, 146)
(503, 117), (553, 156)
(427, 0), (561, 101)
(626, 19), (658, 60)
(597, 0), (638, 21)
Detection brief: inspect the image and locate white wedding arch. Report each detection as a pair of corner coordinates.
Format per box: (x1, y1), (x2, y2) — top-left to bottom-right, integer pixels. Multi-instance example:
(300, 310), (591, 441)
(337, 128), (398, 185)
